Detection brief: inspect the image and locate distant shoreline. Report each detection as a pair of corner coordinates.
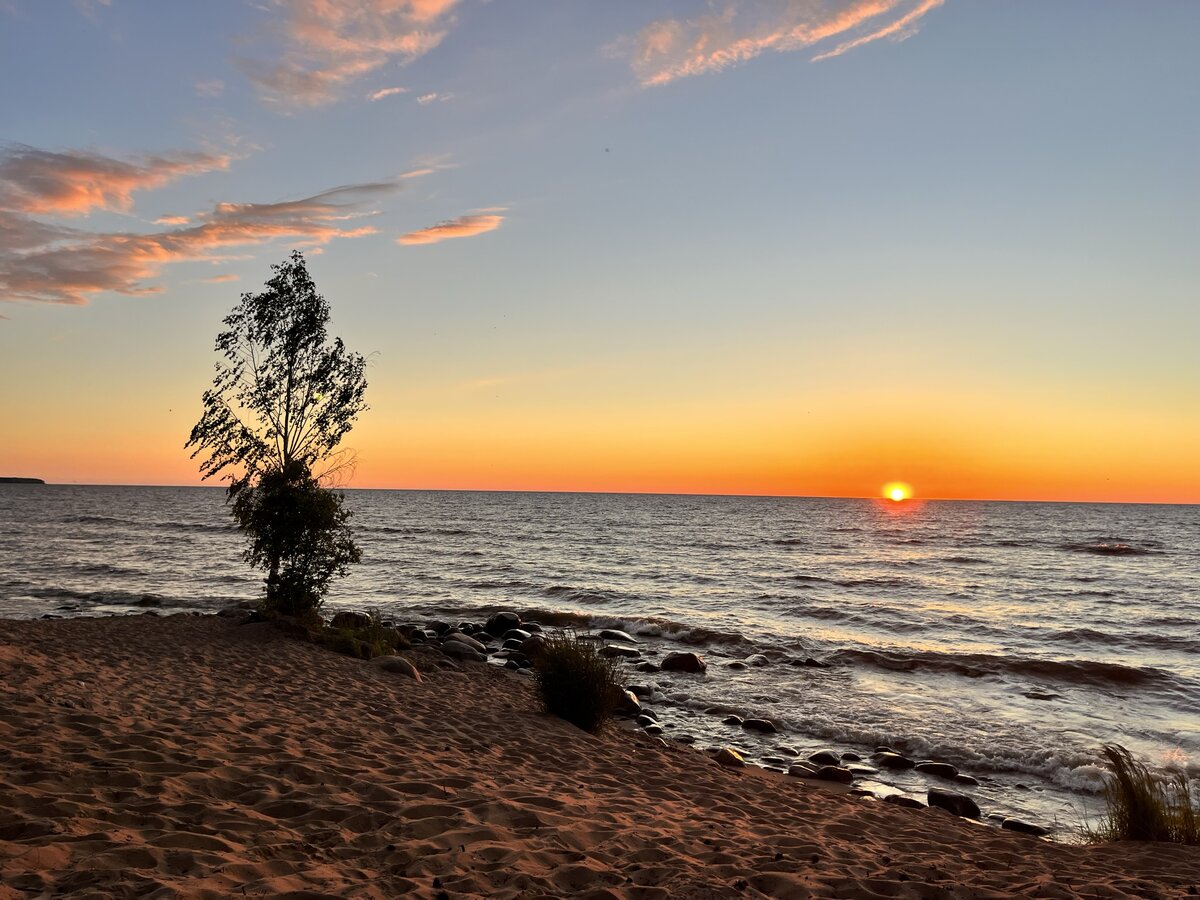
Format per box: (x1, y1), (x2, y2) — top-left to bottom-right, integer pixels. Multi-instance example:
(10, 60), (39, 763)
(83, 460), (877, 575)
(0, 477), (44, 485)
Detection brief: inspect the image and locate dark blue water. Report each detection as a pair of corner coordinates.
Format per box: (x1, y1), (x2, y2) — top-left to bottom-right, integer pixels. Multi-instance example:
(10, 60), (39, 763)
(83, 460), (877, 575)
(2, 484), (1197, 834)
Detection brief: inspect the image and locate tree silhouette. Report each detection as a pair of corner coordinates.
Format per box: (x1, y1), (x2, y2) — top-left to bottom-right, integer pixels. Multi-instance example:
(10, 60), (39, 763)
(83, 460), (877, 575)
(186, 251), (367, 615)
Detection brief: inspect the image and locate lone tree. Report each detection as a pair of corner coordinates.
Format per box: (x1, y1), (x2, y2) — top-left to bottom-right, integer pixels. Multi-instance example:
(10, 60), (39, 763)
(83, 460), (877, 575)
(186, 251), (368, 617)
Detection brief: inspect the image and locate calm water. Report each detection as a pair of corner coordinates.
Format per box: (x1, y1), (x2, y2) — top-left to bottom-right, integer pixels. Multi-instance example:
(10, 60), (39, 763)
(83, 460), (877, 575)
(2, 485), (1197, 834)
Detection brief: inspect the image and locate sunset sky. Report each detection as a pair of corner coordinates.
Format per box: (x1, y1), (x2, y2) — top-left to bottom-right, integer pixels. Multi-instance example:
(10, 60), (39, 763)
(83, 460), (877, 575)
(1, 1), (1197, 502)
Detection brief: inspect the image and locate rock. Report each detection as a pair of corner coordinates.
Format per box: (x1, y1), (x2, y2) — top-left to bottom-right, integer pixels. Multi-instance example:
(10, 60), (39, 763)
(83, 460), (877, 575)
(722, 715), (744, 727)
(644, 724), (664, 736)
(954, 774), (980, 786)
(598, 629), (639, 643)
(927, 788), (981, 819)
(1002, 818), (1049, 837)
(441, 641), (486, 663)
(628, 684), (653, 699)
(520, 635), (547, 658)
(502, 628), (531, 642)
(715, 748), (746, 768)
(370, 656), (422, 681)
(742, 718), (778, 734)
(428, 620), (451, 635)
(502, 638), (525, 651)
(443, 632), (487, 653)
(884, 795), (925, 810)
(725, 661), (748, 671)
(840, 751), (862, 762)
(873, 752), (916, 770)
(615, 690), (642, 716)
(636, 662), (660, 673)
(875, 746), (896, 754)
(808, 750), (842, 767)
(661, 652), (706, 673)
(600, 644), (641, 659)
(676, 734), (697, 744)
(745, 654), (771, 667)
(330, 611), (371, 630)
(638, 708), (659, 721)
(815, 766), (855, 784)
(775, 746), (799, 756)
(523, 621), (543, 632)
(635, 714), (657, 728)
(799, 657), (830, 668)
(484, 611), (521, 636)
(915, 761), (959, 779)
(787, 763), (817, 777)
(761, 756), (788, 766)
(217, 606), (248, 618)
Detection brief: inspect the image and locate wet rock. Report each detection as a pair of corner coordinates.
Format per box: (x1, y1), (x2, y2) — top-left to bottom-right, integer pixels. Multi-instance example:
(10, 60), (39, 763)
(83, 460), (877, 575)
(661, 652), (706, 673)
(787, 763), (818, 777)
(722, 715), (744, 726)
(875, 746), (896, 754)
(742, 718), (777, 734)
(484, 611), (521, 636)
(761, 756), (788, 766)
(815, 766), (855, 784)
(847, 765), (877, 777)
(927, 788), (981, 819)
(801, 657), (830, 668)
(775, 746), (799, 756)
(635, 714), (657, 728)
(884, 795), (926, 810)
(600, 644), (641, 659)
(628, 684), (654, 699)
(369, 656), (422, 681)
(330, 611), (371, 629)
(503, 628), (532, 642)
(676, 734), (697, 744)
(615, 690), (642, 717)
(873, 752), (916, 770)
(915, 761), (959, 779)
(954, 774), (980, 786)
(636, 662), (660, 673)
(808, 750), (842, 767)
(745, 654), (771, 667)
(725, 661), (748, 671)
(443, 632), (487, 653)
(715, 748), (746, 768)
(598, 629), (638, 643)
(840, 751), (862, 762)
(524, 621), (543, 632)
(644, 724), (664, 737)
(428, 620), (452, 635)
(1002, 818), (1049, 837)
(502, 638), (526, 651)
(441, 641), (486, 663)
(639, 708), (659, 721)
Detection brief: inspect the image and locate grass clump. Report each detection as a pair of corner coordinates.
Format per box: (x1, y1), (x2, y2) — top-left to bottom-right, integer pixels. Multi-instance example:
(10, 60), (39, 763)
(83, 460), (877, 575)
(533, 631), (623, 734)
(1090, 744), (1198, 845)
(268, 607), (408, 660)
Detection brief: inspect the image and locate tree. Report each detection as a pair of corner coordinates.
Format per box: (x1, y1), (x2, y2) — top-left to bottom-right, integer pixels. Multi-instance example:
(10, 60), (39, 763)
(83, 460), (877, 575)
(186, 251), (368, 616)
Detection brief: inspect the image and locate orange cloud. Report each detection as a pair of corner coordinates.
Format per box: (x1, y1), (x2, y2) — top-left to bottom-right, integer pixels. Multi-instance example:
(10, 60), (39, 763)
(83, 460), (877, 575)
(368, 86), (408, 101)
(397, 211), (504, 246)
(625, 0), (942, 86)
(0, 145), (231, 216)
(202, 273), (240, 283)
(155, 215), (191, 226)
(241, 0), (461, 107)
(0, 145), (398, 305)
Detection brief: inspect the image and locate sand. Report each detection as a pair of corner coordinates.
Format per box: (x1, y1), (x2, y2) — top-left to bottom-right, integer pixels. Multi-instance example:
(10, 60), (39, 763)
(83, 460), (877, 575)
(1, 614), (1197, 899)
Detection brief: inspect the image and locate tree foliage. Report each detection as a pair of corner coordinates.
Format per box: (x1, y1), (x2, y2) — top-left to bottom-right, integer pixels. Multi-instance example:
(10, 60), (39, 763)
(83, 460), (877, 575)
(186, 251), (368, 615)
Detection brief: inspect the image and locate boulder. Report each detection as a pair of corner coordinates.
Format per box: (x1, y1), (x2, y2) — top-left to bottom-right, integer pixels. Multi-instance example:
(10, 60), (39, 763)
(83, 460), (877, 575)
(370, 656), (422, 681)
(441, 641), (486, 663)
(873, 752), (916, 770)
(485, 611), (521, 636)
(742, 718), (777, 734)
(915, 761), (959, 779)
(615, 690), (641, 716)
(598, 629), (639, 643)
(808, 750), (842, 767)
(636, 662), (660, 673)
(927, 788), (981, 819)
(443, 632), (486, 653)
(330, 611), (372, 630)
(884, 795), (925, 810)
(954, 774), (980, 786)
(520, 635), (547, 659)
(502, 638), (525, 651)
(841, 751), (862, 762)
(1001, 818), (1049, 837)
(715, 748), (746, 768)
(814, 766), (855, 784)
(428, 620), (452, 635)
(523, 622), (543, 633)
(661, 652), (706, 673)
(503, 628), (532, 642)
(628, 684), (654, 699)
(787, 762), (817, 777)
(600, 644), (641, 659)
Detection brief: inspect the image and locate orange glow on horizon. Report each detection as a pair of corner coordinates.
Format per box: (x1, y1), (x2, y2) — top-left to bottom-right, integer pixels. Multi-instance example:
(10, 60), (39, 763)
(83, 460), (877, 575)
(883, 482), (913, 502)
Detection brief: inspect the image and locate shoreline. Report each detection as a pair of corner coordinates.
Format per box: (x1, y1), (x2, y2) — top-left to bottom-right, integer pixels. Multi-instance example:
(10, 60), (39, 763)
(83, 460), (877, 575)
(1, 614), (1197, 897)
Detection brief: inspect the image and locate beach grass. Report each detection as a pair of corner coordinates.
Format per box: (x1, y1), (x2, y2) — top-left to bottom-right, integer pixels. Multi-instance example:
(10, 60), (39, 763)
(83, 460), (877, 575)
(1090, 743), (1198, 845)
(532, 630), (623, 733)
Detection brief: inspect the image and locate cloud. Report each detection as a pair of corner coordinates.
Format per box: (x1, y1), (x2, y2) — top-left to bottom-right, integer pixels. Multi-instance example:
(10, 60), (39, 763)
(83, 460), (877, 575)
(240, 0), (462, 107)
(369, 86), (408, 101)
(416, 91), (453, 105)
(397, 210), (504, 246)
(624, 0), (943, 86)
(195, 79), (226, 97)
(0, 145), (231, 217)
(155, 215), (191, 226)
(202, 273), (240, 283)
(0, 145), (398, 306)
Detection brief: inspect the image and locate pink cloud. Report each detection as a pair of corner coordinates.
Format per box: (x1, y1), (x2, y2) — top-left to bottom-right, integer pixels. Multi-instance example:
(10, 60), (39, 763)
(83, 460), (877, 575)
(202, 273), (240, 283)
(155, 215), (191, 226)
(398, 211), (504, 246)
(0, 146), (231, 217)
(0, 145), (398, 306)
(241, 0), (462, 107)
(369, 86), (409, 101)
(625, 0), (942, 86)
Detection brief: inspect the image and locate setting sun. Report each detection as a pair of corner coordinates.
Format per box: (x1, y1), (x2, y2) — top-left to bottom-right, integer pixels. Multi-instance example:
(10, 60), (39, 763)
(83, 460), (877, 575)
(883, 482), (913, 502)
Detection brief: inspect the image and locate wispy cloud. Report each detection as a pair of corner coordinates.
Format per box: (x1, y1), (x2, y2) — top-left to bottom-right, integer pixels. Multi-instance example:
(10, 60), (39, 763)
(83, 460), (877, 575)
(0, 144), (398, 306)
(398, 210), (504, 246)
(369, 85), (409, 101)
(155, 215), (191, 226)
(195, 79), (226, 98)
(416, 91), (453, 105)
(624, 0), (943, 86)
(240, 0), (462, 107)
(202, 273), (240, 283)
(0, 145), (231, 216)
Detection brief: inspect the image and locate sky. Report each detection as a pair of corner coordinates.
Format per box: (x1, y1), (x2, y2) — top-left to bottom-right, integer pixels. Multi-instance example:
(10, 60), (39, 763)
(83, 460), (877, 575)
(1, 0), (1198, 502)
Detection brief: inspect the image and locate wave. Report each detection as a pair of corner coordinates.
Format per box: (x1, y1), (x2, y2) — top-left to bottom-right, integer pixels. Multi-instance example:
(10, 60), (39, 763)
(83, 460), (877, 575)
(60, 514), (132, 526)
(832, 647), (1173, 688)
(1059, 539), (1162, 557)
(771, 538), (806, 547)
(1048, 627), (1200, 654)
(27, 586), (177, 607)
(156, 521), (236, 533)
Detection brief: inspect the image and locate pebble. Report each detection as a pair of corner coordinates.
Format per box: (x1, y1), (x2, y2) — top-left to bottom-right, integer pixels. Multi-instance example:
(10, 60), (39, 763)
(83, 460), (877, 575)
(636, 662), (660, 673)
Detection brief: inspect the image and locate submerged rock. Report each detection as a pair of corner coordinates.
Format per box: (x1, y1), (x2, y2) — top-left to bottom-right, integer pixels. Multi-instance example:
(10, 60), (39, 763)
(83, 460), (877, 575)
(744, 654), (771, 667)
(598, 629), (639, 643)
(873, 752), (916, 771)
(742, 718), (777, 734)
(954, 774), (980, 786)
(722, 715), (744, 727)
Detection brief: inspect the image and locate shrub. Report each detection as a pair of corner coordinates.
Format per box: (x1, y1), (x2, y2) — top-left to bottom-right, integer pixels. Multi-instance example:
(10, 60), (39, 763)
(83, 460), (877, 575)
(1090, 744), (1198, 844)
(533, 631), (623, 733)
(274, 607), (408, 661)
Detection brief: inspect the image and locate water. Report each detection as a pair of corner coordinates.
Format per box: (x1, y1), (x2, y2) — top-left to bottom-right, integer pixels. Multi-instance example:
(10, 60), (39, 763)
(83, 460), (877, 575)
(2, 484), (1197, 835)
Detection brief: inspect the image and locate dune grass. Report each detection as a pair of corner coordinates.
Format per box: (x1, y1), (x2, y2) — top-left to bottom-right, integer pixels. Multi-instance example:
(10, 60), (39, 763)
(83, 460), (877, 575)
(1090, 744), (1198, 845)
(533, 631), (623, 734)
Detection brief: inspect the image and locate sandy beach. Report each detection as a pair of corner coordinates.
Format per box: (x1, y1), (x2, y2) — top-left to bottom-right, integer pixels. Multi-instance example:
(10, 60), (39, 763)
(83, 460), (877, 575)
(1, 614), (1197, 899)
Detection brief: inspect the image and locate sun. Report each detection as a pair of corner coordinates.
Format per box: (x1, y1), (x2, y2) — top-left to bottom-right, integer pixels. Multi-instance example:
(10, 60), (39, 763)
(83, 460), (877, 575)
(883, 482), (912, 502)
